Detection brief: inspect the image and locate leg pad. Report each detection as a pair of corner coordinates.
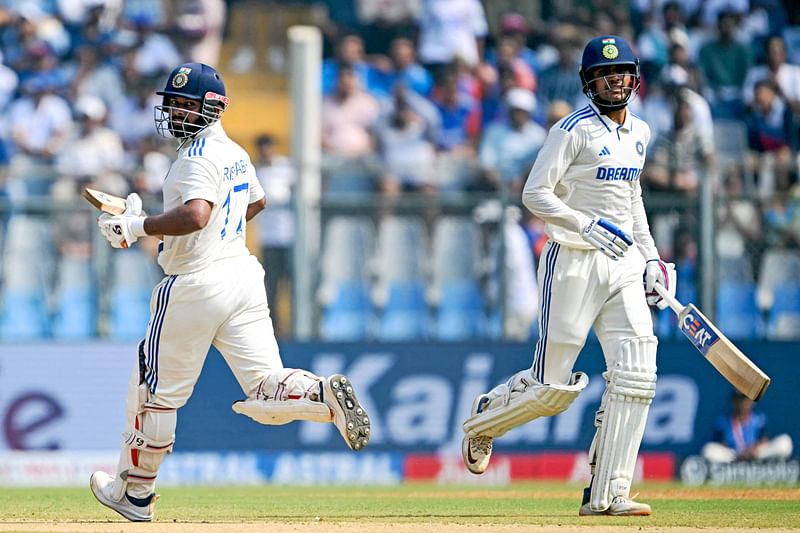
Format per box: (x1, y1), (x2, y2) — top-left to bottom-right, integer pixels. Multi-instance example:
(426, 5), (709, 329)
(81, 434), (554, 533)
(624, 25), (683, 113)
(463, 370), (589, 438)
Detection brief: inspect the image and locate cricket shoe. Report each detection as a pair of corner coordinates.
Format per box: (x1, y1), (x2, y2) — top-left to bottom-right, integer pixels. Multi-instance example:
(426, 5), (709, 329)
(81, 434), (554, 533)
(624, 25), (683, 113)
(578, 487), (651, 516)
(323, 374), (370, 451)
(89, 471), (158, 522)
(462, 395), (493, 474)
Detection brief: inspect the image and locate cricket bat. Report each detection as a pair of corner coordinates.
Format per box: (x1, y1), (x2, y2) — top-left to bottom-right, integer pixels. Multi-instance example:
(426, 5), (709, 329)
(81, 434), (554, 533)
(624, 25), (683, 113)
(82, 188), (126, 215)
(654, 283), (771, 401)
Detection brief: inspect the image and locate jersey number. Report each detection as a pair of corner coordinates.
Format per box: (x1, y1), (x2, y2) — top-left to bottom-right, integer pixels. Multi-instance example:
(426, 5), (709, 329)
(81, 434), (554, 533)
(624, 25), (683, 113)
(220, 182), (249, 240)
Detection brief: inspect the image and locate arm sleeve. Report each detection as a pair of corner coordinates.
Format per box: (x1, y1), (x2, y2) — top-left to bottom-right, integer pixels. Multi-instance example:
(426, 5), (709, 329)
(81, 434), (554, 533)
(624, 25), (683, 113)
(175, 157), (219, 204)
(521, 126), (590, 233)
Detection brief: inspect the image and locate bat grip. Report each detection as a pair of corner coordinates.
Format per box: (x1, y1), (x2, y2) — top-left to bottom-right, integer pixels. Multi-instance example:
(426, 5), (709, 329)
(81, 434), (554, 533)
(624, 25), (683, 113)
(653, 283), (685, 315)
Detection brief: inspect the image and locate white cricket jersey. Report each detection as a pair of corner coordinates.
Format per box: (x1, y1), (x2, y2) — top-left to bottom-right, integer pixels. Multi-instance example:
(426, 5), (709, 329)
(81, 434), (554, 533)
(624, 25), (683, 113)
(521, 102), (659, 260)
(158, 122), (265, 274)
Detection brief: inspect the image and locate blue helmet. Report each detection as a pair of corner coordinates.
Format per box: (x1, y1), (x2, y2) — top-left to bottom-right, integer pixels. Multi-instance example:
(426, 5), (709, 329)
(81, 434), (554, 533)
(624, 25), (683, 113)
(579, 35), (640, 109)
(154, 62), (230, 139)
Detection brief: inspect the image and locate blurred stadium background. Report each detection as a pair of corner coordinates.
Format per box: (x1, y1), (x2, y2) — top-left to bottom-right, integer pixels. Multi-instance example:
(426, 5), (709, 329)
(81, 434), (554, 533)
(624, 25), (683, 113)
(0, 0), (798, 490)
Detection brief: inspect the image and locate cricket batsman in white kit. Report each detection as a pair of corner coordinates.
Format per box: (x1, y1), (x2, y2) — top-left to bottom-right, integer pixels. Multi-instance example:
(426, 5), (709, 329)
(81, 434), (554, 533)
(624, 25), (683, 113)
(90, 63), (371, 522)
(462, 36), (676, 516)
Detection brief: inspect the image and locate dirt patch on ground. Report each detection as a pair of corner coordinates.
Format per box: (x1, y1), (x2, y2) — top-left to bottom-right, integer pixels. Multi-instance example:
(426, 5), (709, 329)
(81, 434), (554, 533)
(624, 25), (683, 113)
(2, 522), (799, 533)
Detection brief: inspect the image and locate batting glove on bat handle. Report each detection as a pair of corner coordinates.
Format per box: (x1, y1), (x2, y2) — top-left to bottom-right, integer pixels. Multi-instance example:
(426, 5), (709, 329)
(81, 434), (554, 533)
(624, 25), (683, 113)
(98, 213), (147, 249)
(645, 259), (677, 310)
(581, 217), (633, 260)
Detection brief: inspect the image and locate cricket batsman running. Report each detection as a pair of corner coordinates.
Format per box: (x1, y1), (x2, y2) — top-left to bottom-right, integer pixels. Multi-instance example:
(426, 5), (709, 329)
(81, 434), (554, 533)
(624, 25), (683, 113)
(89, 63), (371, 522)
(462, 36), (676, 516)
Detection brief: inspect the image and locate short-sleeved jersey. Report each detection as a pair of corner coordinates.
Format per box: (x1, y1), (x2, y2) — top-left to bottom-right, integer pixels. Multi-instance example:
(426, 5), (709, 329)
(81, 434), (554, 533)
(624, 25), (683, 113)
(158, 122), (265, 274)
(521, 102), (659, 260)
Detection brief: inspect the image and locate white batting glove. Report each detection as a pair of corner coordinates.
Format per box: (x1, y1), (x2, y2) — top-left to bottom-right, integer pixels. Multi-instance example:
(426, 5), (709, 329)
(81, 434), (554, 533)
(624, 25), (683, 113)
(581, 217), (633, 260)
(644, 259), (676, 310)
(97, 193), (147, 249)
(124, 193), (143, 216)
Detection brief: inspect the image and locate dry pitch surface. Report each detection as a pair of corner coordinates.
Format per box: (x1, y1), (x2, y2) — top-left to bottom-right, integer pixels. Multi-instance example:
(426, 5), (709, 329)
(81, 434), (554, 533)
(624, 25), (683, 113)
(1, 483), (798, 532)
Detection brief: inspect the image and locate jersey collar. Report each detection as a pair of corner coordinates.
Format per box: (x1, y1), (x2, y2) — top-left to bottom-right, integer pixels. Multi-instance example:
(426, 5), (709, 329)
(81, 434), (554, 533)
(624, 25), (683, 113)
(588, 101), (633, 132)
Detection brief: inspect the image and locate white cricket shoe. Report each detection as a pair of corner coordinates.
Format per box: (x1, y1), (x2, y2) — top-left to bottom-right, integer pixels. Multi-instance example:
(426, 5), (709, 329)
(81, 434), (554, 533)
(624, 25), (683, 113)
(462, 434), (493, 474)
(579, 490), (652, 516)
(323, 374), (370, 451)
(462, 395), (493, 474)
(89, 471), (158, 522)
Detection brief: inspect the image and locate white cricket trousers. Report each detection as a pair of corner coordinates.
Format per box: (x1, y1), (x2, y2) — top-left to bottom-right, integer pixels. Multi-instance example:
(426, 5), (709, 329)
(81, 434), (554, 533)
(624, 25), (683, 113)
(531, 241), (654, 385)
(142, 254), (283, 408)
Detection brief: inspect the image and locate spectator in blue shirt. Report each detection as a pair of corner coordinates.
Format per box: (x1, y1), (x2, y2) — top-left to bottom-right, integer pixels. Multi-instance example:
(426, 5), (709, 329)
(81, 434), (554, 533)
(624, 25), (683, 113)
(702, 391), (793, 463)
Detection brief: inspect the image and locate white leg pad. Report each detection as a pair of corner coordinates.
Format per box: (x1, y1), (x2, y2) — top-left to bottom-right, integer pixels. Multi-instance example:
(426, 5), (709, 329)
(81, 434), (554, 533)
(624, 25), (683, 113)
(111, 340), (177, 501)
(463, 369), (589, 438)
(113, 394), (176, 501)
(590, 336), (657, 511)
(232, 368), (332, 425)
(232, 398), (332, 424)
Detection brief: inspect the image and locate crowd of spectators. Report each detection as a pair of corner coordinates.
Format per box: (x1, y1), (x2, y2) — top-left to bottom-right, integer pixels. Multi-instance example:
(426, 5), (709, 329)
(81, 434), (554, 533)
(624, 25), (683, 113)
(306, 0), (800, 340)
(0, 0), (798, 341)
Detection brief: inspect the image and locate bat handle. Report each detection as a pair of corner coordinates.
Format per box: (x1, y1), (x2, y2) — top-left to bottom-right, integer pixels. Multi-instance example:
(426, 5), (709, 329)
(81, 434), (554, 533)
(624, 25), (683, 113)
(653, 282), (686, 315)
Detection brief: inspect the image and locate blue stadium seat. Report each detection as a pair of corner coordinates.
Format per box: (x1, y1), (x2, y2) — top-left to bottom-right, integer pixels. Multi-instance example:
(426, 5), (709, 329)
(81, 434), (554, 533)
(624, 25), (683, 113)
(716, 281), (762, 339)
(319, 281), (372, 341)
(377, 281), (428, 340)
(766, 282), (800, 340)
(52, 257), (97, 340)
(52, 287), (97, 339)
(109, 286), (151, 341)
(0, 289), (49, 340)
(434, 281), (486, 340)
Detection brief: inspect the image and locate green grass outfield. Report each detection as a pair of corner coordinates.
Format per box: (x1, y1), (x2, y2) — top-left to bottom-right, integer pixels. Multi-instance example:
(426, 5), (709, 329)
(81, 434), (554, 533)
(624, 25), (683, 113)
(0, 482), (798, 531)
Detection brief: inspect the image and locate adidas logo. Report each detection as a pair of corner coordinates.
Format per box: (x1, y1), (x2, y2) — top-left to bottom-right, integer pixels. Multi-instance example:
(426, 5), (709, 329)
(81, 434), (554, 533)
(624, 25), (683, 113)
(598, 146), (611, 156)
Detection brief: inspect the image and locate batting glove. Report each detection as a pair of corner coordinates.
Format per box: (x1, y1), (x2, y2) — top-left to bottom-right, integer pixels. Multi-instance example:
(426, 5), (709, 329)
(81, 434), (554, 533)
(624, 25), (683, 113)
(98, 193), (147, 249)
(580, 217), (633, 261)
(644, 259), (676, 310)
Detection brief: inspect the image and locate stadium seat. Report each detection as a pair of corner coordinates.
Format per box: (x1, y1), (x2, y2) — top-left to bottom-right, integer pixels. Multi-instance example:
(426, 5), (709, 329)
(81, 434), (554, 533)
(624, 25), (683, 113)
(756, 248), (800, 311)
(53, 287), (98, 339)
(318, 216), (375, 307)
(0, 289), (49, 340)
(372, 216), (427, 307)
(716, 281), (762, 339)
(377, 281), (428, 340)
(108, 250), (158, 341)
(717, 256), (753, 282)
(433, 280), (486, 340)
(766, 282), (800, 340)
(319, 281), (372, 341)
(712, 119), (748, 169)
(432, 217), (480, 278)
(0, 218), (54, 340)
(109, 286), (151, 341)
(52, 256), (97, 340)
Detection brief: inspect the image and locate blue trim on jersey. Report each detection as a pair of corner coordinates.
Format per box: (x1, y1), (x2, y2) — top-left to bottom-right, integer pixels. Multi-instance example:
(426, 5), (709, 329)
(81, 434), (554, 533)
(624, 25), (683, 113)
(560, 107), (593, 132)
(532, 242), (560, 382)
(146, 275), (177, 393)
(562, 105), (589, 122)
(188, 138), (206, 157)
(233, 183), (248, 192)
